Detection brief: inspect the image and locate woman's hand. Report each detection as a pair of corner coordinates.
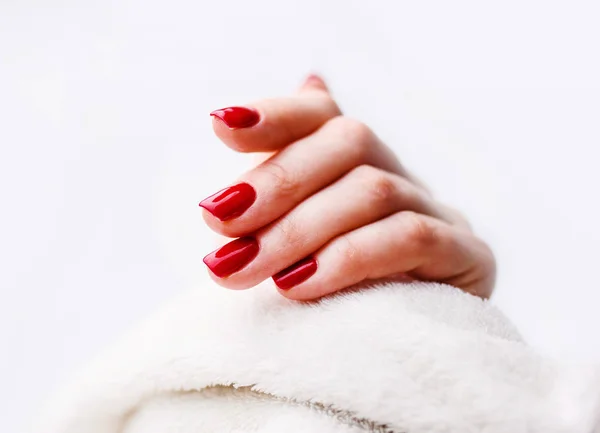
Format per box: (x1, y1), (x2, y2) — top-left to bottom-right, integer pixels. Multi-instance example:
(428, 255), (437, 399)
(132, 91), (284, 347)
(199, 75), (496, 300)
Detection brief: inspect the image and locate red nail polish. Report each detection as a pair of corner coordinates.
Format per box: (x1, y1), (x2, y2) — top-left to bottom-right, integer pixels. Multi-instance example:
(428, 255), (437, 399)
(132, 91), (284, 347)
(273, 257), (317, 290)
(199, 183), (256, 221)
(203, 237), (259, 278)
(210, 106), (260, 129)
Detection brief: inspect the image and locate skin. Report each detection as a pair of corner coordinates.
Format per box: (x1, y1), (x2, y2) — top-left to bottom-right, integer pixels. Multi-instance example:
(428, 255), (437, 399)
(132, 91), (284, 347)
(202, 75), (496, 301)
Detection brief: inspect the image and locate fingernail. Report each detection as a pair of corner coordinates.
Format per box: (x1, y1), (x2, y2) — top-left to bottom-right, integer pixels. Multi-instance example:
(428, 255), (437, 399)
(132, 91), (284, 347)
(210, 106), (260, 129)
(203, 237), (259, 278)
(272, 256), (318, 290)
(199, 182), (256, 221)
(302, 73), (328, 90)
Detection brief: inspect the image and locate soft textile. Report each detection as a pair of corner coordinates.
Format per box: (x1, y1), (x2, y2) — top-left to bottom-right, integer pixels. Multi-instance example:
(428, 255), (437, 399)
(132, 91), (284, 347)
(35, 280), (600, 433)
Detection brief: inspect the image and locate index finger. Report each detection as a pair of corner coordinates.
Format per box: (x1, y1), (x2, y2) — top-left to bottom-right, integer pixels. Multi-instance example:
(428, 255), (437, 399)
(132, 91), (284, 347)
(210, 79), (341, 153)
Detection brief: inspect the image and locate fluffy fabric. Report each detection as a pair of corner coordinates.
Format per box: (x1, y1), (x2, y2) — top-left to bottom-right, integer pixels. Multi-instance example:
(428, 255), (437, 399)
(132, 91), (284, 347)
(35, 280), (600, 433)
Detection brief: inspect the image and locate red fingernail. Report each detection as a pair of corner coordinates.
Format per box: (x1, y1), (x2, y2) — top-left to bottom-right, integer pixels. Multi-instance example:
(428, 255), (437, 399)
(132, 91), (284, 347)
(210, 106), (260, 129)
(272, 257), (318, 290)
(203, 237), (259, 278)
(199, 183), (256, 221)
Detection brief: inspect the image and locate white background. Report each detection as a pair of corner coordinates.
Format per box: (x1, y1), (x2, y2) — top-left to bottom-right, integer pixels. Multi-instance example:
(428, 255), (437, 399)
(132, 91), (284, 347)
(2, 1), (600, 431)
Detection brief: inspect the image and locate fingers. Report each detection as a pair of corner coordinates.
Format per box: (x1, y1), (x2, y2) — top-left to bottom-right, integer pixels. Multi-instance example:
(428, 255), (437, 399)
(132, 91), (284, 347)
(199, 116), (408, 237)
(201, 77), (494, 300)
(210, 79), (341, 153)
(276, 212), (496, 301)
(202, 166), (442, 289)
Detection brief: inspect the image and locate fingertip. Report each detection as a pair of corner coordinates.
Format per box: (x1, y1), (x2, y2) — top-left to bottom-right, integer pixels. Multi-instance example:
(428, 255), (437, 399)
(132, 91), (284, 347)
(205, 268), (247, 290)
(274, 283), (304, 300)
(199, 208), (247, 239)
(298, 73), (330, 94)
(275, 285), (321, 302)
(275, 286), (299, 301)
(209, 106), (261, 130)
(209, 105), (264, 152)
(210, 116), (255, 152)
(272, 256), (318, 289)
(199, 206), (221, 230)
(209, 87), (339, 153)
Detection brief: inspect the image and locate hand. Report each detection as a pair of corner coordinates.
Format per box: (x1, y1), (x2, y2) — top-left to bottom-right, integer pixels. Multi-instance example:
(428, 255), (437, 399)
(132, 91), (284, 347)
(199, 75), (496, 300)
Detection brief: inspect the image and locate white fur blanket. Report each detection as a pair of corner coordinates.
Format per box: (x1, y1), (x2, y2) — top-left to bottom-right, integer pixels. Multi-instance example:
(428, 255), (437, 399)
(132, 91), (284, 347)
(35, 280), (600, 433)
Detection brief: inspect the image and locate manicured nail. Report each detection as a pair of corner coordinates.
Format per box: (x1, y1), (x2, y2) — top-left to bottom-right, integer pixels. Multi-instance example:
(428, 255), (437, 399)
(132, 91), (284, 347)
(210, 106), (260, 129)
(272, 256), (318, 290)
(203, 237), (259, 278)
(199, 182), (256, 221)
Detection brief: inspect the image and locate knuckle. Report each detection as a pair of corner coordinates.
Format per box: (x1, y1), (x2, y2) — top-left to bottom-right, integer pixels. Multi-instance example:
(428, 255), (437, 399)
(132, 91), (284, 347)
(319, 94), (342, 116)
(402, 212), (439, 251)
(441, 203), (472, 230)
(275, 215), (305, 249)
(329, 116), (373, 141)
(332, 235), (368, 281)
(261, 160), (299, 201)
(351, 165), (397, 206)
(325, 117), (375, 159)
(369, 175), (397, 205)
(347, 133), (373, 164)
(336, 234), (363, 266)
(339, 117), (374, 142)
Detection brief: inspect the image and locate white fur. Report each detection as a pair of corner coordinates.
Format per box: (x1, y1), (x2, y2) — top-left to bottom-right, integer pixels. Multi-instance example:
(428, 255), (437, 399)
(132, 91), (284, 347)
(35, 280), (600, 433)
